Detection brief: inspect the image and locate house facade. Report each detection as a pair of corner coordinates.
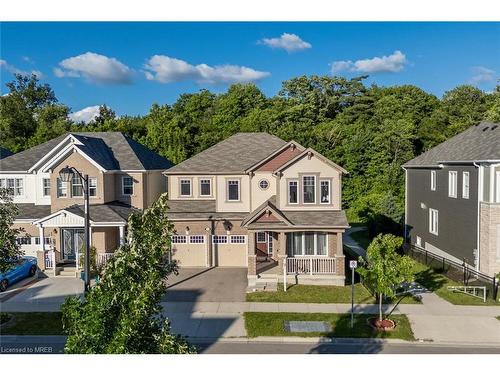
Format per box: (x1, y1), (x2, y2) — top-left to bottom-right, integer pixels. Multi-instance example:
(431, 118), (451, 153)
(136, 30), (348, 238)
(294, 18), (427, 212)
(0, 132), (172, 274)
(404, 121), (500, 277)
(164, 132), (349, 287)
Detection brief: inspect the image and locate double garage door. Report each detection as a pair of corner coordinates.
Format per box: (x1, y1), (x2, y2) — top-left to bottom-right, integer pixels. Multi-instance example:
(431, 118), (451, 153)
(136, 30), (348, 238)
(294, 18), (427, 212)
(171, 235), (247, 267)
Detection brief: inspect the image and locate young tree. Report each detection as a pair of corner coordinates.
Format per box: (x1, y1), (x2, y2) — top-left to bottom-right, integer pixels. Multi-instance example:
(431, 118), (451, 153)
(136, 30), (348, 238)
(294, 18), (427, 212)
(357, 234), (414, 322)
(61, 194), (195, 354)
(0, 188), (22, 272)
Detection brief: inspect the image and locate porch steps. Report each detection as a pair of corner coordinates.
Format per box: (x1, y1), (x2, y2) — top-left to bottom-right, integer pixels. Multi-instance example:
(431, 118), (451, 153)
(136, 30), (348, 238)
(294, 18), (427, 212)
(250, 273), (278, 292)
(57, 266), (79, 277)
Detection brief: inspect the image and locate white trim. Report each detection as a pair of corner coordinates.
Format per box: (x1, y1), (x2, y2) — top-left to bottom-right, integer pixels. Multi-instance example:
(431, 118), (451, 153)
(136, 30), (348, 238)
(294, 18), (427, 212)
(287, 179), (299, 205)
(227, 179), (240, 202)
(256, 231), (267, 243)
(287, 232), (328, 257)
(180, 178), (192, 197)
(199, 178), (212, 197)
(122, 176), (134, 196)
(462, 171), (470, 199)
(29, 134), (82, 172)
(496, 171), (500, 203)
(319, 179), (331, 204)
(302, 175), (316, 204)
(230, 235), (246, 244)
(40, 143), (107, 173)
(448, 171), (457, 198)
(429, 208), (439, 236)
(430, 170), (436, 191)
(212, 235), (228, 244)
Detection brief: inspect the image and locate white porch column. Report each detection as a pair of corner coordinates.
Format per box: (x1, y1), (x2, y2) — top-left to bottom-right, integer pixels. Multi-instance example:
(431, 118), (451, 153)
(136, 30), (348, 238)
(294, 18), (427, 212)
(38, 225), (45, 252)
(119, 225), (125, 246)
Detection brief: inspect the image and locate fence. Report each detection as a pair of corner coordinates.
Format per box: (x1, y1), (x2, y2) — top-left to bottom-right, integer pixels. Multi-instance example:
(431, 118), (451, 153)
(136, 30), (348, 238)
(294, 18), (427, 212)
(404, 245), (498, 301)
(286, 257), (336, 275)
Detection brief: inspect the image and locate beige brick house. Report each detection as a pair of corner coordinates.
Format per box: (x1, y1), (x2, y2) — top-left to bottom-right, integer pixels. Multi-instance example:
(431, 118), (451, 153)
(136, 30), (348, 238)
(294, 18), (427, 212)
(164, 133), (349, 287)
(1, 132), (172, 275)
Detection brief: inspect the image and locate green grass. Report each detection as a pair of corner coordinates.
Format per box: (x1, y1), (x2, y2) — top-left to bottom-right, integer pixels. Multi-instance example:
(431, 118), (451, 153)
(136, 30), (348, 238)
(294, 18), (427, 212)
(349, 229), (371, 249)
(244, 312), (415, 341)
(0, 312), (64, 335)
(246, 282), (421, 304)
(410, 260), (500, 306)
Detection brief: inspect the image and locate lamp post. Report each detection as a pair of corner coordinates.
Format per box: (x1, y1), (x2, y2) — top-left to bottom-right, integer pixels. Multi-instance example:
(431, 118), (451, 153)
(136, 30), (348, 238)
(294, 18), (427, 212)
(59, 166), (91, 292)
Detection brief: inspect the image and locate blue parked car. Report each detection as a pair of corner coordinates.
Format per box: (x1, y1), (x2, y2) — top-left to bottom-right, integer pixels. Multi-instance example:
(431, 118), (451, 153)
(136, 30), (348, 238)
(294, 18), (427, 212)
(0, 256), (37, 292)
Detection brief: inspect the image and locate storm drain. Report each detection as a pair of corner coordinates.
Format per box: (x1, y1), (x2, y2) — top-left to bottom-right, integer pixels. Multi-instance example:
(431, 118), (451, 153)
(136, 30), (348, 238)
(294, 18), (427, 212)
(284, 321), (332, 333)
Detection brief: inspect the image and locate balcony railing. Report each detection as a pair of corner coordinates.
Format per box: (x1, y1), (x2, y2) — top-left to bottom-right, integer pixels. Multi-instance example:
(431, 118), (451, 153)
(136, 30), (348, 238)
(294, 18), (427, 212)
(286, 257), (336, 275)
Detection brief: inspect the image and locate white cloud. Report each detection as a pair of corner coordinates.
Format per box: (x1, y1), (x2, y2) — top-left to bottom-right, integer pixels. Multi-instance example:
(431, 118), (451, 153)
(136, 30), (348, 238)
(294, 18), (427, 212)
(54, 52), (132, 85)
(331, 50), (407, 74)
(0, 59), (43, 78)
(68, 105), (101, 124)
(143, 55), (270, 84)
(258, 33), (312, 52)
(470, 66), (496, 84)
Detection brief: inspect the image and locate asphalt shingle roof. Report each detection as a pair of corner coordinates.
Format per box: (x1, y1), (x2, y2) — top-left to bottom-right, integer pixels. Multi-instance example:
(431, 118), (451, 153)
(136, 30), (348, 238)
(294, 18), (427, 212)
(166, 132), (287, 174)
(166, 200), (246, 220)
(404, 121), (500, 167)
(14, 204), (52, 220)
(0, 132), (173, 171)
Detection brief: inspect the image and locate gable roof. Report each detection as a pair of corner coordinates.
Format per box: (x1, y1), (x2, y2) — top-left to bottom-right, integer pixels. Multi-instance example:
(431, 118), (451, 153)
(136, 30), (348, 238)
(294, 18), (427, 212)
(404, 121), (500, 168)
(165, 132), (287, 174)
(274, 148), (348, 174)
(0, 132), (173, 172)
(0, 147), (13, 159)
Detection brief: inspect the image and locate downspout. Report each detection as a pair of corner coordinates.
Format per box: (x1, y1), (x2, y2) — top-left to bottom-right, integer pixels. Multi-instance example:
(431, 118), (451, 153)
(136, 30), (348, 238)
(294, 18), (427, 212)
(473, 162), (481, 271)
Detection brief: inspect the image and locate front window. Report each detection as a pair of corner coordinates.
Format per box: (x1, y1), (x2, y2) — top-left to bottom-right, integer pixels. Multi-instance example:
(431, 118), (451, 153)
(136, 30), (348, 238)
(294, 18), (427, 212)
(227, 180), (240, 201)
(288, 180), (298, 204)
(180, 179), (191, 196)
(462, 172), (469, 199)
(57, 178), (67, 198)
(303, 176), (315, 203)
(72, 175), (83, 197)
(200, 179), (211, 196)
(286, 232), (328, 256)
(122, 177), (133, 195)
(89, 177), (97, 197)
(16, 236), (31, 245)
(42, 178), (51, 196)
(448, 171), (457, 198)
(256, 232), (267, 243)
(2, 178), (23, 196)
(320, 180), (330, 204)
(429, 208), (439, 235)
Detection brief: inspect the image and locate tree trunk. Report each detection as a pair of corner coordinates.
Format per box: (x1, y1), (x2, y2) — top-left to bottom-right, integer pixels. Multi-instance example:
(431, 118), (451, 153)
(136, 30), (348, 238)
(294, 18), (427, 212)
(378, 292), (383, 321)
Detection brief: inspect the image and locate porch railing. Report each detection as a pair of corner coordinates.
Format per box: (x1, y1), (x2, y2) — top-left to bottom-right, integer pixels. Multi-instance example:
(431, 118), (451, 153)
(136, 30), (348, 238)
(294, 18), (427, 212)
(286, 257), (336, 275)
(44, 250), (55, 269)
(97, 253), (114, 267)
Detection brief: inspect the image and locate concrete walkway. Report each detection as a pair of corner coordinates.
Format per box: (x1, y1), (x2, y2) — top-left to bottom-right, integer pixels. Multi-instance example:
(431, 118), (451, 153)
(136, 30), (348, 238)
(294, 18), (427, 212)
(343, 226), (367, 257)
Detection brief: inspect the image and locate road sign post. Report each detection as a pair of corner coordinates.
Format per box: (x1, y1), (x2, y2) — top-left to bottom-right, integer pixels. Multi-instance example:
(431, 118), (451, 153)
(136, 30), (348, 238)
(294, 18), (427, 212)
(349, 260), (358, 329)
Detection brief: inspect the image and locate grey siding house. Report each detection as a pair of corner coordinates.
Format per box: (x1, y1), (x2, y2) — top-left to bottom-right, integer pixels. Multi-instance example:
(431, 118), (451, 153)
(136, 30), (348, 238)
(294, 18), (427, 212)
(403, 121), (500, 277)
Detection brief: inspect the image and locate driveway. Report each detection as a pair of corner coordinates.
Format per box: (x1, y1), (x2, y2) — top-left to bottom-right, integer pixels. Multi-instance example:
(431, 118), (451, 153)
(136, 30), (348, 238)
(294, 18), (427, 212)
(163, 267), (247, 302)
(0, 274), (83, 312)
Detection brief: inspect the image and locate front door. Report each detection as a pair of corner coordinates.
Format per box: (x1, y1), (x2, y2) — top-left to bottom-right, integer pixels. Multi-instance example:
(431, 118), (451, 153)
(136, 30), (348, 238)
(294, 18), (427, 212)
(61, 228), (85, 261)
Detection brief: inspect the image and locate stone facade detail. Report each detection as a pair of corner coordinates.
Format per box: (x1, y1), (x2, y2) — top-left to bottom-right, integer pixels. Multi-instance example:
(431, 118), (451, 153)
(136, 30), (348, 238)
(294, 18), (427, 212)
(479, 202), (500, 276)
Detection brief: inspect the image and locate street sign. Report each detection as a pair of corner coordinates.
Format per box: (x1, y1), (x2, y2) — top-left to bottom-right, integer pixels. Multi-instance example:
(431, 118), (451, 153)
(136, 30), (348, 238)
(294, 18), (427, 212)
(349, 260), (358, 269)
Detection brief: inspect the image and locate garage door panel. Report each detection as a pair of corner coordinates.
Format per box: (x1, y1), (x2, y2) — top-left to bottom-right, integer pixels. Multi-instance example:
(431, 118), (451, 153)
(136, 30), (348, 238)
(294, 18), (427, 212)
(172, 244), (206, 267)
(216, 245), (247, 267)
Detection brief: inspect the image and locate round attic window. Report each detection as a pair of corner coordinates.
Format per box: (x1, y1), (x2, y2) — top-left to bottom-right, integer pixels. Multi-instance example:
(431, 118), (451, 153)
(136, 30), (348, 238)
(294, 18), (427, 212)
(259, 179), (269, 190)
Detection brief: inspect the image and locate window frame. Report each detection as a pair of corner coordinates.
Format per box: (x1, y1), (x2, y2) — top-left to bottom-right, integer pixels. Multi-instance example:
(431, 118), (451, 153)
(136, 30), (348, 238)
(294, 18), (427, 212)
(320, 179), (331, 204)
(258, 179), (269, 190)
(462, 171), (469, 199)
(71, 175), (83, 197)
(448, 171), (457, 198)
(288, 179), (298, 204)
(199, 178), (212, 197)
(302, 175), (316, 204)
(230, 235), (246, 244)
(212, 235), (228, 244)
(430, 170), (436, 191)
(227, 179), (240, 202)
(122, 176), (134, 196)
(2, 178), (24, 197)
(57, 178), (67, 198)
(171, 235), (187, 244)
(179, 178), (192, 197)
(256, 232), (267, 243)
(16, 236), (32, 245)
(89, 177), (97, 197)
(42, 178), (51, 197)
(429, 208), (439, 235)
(189, 235), (205, 244)
(286, 232), (328, 257)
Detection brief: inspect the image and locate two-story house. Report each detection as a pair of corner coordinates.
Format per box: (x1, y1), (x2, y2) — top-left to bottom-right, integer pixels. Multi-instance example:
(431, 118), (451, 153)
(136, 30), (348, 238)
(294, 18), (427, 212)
(163, 132), (349, 288)
(0, 132), (172, 274)
(403, 121), (500, 277)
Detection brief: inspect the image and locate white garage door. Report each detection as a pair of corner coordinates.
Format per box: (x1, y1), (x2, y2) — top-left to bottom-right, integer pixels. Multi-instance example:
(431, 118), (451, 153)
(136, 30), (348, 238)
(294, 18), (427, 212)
(172, 244), (206, 267)
(216, 245), (247, 267)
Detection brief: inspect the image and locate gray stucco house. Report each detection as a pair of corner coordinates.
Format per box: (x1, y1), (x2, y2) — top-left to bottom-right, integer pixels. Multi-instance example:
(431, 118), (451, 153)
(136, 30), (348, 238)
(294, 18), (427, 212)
(403, 121), (500, 277)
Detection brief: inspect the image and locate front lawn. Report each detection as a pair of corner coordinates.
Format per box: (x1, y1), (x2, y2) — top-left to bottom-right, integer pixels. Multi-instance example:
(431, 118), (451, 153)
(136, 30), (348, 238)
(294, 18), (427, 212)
(246, 282), (420, 304)
(244, 312), (415, 341)
(0, 312), (64, 335)
(410, 260), (500, 306)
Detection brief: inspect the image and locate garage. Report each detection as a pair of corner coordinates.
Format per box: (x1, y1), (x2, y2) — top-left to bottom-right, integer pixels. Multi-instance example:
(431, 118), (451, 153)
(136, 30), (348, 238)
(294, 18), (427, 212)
(171, 241), (207, 267)
(214, 244), (247, 267)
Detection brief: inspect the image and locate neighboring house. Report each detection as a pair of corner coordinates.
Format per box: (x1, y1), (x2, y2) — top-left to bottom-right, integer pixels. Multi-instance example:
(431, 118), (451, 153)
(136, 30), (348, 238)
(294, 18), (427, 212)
(403, 121), (500, 277)
(164, 132), (349, 287)
(0, 146), (13, 159)
(0, 132), (172, 274)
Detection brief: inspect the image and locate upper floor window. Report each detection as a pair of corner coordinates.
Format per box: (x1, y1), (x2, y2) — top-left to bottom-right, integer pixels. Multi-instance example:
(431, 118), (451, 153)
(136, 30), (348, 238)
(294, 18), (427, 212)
(429, 208), (439, 235)
(320, 180), (330, 204)
(227, 180), (240, 201)
(448, 171), (457, 198)
(259, 179), (269, 190)
(42, 178), (51, 196)
(122, 176), (134, 196)
(200, 179), (211, 196)
(288, 180), (298, 204)
(256, 232), (267, 243)
(303, 176), (316, 204)
(180, 179), (191, 196)
(430, 171), (436, 191)
(462, 172), (469, 199)
(89, 177), (97, 197)
(57, 178), (67, 198)
(72, 176), (83, 197)
(0, 178), (23, 196)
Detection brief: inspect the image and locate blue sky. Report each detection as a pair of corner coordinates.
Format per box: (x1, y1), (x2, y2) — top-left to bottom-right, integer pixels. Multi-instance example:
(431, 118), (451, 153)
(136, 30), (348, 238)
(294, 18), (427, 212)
(1, 22), (498, 121)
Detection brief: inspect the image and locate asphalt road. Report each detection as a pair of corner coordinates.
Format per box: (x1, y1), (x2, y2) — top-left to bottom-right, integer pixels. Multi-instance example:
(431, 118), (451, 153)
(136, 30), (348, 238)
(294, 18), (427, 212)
(1, 336), (499, 354)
